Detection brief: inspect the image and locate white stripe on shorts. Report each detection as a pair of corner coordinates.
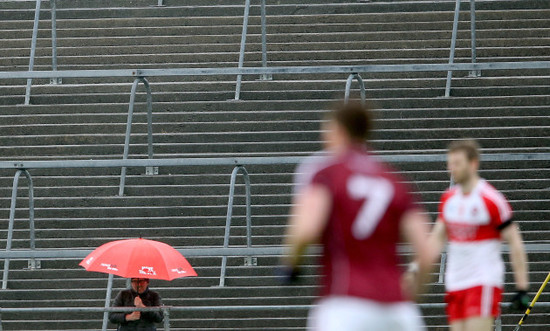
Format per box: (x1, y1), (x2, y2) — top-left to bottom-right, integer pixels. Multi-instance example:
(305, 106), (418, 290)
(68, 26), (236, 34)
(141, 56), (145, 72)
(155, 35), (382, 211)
(481, 286), (493, 317)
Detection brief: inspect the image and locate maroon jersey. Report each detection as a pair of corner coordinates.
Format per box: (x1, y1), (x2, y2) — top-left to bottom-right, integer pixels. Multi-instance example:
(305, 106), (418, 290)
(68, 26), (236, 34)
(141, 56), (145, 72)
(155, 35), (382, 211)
(295, 147), (419, 303)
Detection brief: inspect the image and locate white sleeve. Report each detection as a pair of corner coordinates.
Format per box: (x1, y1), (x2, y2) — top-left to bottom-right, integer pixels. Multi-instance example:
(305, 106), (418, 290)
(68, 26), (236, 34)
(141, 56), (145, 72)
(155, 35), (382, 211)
(292, 151), (331, 196)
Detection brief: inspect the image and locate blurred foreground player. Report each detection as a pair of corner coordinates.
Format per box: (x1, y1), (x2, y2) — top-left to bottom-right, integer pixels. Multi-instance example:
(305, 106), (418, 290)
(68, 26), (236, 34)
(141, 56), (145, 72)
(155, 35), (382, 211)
(281, 102), (435, 331)
(423, 140), (530, 331)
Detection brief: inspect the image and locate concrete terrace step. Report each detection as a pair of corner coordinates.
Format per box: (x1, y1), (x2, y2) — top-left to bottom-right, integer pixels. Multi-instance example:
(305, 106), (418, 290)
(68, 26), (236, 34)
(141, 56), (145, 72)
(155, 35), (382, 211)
(0, 0), (548, 19)
(2, 16), (550, 34)
(1, 106), (548, 127)
(2, 41), (549, 62)
(5, 88), (550, 106)
(2, 32), (549, 53)
(2, 18), (550, 39)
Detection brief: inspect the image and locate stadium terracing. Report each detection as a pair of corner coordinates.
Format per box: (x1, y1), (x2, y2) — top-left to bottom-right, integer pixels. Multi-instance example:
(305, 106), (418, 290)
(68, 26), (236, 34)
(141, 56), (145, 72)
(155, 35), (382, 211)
(0, 0), (549, 329)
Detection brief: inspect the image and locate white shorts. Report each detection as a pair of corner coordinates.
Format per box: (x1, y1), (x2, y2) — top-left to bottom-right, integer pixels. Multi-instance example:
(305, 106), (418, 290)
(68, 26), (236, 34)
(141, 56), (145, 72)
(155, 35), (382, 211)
(307, 296), (425, 331)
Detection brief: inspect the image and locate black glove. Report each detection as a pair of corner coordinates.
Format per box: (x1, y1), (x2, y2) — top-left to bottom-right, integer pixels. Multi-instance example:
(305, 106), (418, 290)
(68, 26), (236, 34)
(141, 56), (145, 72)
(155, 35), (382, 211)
(510, 290), (530, 311)
(275, 266), (301, 285)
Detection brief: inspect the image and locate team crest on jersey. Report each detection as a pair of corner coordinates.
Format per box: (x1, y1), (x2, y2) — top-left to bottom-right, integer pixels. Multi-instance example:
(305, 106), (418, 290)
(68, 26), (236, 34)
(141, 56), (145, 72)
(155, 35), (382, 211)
(446, 223), (478, 240)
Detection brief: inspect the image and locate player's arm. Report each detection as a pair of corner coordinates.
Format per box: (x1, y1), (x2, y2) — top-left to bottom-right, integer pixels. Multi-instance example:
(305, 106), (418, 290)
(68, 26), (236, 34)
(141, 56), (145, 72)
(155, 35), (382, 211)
(402, 217), (447, 300)
(282, 185), (332, 272)
(408, 218), (447, 271)
(501, 222), (529, 291)
(427, 218), (447, 262)
(400, 210), (439, 298)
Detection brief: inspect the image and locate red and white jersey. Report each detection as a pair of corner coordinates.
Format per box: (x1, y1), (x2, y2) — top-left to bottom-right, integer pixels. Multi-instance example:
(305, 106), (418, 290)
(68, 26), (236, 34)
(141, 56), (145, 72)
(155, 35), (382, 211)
(295, 146), (420, 303)
(438, 179), (513, 292)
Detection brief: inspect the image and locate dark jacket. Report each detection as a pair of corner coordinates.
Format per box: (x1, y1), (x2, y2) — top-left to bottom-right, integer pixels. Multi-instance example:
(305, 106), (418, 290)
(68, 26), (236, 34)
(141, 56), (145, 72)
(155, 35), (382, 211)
(109, 288), (163, 331)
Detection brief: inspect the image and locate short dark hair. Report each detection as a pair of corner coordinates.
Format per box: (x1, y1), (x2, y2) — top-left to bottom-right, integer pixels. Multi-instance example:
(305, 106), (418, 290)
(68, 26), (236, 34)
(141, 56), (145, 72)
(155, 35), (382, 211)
(448, 139), (480, 161)
(327, 101), (373, 142)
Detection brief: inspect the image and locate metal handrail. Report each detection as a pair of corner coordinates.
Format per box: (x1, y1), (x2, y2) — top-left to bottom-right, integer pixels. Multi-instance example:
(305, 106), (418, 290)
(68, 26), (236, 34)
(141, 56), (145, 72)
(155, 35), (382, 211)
(2, 152), (550, 170)
(344, 73), (366, 105)
(24, 0), (60, 105)
(0, 302), (549, 331)
(23, 0), (41, 105)
(16, 0), (549, 101)
(3, 59), (549, 186)
(118, 77), (154, 196)
(446, 0), (481, 97)
(234, 0), (271, 100)
(8, 242), (550, 260)
(2, 153), (549, 288)
(234, 0), (251, 100)
(0, 302), (547, 312)
(2, 243), (550, 260)
(21, 0), (270, 103)
(15, 0), (549, 104)
(219, 166), (252, 287)
(1, 170), (36, 290)
(4, 61), (550, 80)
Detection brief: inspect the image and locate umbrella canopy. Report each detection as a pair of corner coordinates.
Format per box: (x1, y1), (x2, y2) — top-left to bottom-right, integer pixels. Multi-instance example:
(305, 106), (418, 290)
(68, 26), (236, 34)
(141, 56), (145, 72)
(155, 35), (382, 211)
(79, 238), (197, 280)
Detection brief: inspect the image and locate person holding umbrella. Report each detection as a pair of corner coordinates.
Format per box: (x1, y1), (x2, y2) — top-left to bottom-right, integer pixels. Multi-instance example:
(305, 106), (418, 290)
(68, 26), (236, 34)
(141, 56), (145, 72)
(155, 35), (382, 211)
(79, 238), (197, 330)
(109, 277), (163, 330)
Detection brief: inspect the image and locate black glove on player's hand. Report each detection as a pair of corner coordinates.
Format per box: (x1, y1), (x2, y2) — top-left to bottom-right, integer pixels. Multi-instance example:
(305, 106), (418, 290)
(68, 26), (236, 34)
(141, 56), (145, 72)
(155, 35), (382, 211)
(510, 290), (530, 311)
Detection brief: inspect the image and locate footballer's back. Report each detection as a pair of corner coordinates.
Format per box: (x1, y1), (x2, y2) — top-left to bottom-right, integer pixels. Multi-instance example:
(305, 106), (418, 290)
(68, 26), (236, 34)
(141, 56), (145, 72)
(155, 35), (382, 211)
(297, 146), (418, 302)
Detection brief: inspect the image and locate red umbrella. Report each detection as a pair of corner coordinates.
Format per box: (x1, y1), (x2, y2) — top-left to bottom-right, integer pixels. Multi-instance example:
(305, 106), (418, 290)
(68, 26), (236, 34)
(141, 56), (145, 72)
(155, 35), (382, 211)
(79, 238), (197, 280)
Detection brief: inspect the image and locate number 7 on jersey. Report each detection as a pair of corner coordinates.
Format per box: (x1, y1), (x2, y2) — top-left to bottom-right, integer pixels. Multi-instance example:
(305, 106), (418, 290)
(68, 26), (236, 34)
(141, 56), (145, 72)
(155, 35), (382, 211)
(347, 175), (395, 240)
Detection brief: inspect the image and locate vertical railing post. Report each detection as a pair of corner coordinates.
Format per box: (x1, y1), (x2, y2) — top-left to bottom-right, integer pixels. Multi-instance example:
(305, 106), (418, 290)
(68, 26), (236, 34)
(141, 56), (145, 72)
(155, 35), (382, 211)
(437, 175), (454, 285)
(144, 78), (154, 161)
(26, 171), (37, 271)
(494, 315), (502, 331)
(102, 273), (114, 331)
(344, 73), (366, 105)
(163, 307), (170, 331)
(445, 0), (461, 98)
(244, 169), (252, 249)
(49, 0), (61, 85)
(1, 171), (21, 290)
(219, 166), (252, 287)
(234, 0), (251, 100)
(119, 79), (140, 196)
(468, 0), (480, 77)
(144, 78), (156, 178)
(438, 252), (447, 284)
(259, 0), (271, 81)
(157, 0), (164, 6)
(344, 74), (354, 102)
(24, 0), (43, 105)
(119, 77), (154, 196)
(2, 170), (35, 290)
